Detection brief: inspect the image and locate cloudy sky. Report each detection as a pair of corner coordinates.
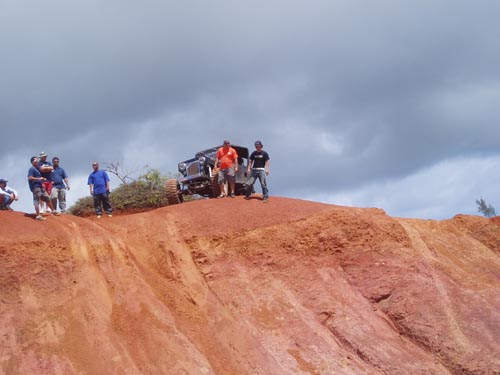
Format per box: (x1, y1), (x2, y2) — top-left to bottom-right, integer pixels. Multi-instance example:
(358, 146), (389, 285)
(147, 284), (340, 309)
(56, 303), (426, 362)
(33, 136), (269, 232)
(2, 0), (500, 219)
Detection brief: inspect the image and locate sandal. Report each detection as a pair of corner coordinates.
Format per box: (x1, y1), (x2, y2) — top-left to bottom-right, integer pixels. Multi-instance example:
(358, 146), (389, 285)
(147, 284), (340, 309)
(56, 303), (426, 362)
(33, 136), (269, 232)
(218, 194), (226, 199)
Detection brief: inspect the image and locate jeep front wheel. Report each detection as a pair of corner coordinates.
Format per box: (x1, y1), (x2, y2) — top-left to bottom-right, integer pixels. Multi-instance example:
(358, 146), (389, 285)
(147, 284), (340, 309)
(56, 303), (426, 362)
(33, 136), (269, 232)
(210, 174), (221, 198)
(166, 179), (183, 205)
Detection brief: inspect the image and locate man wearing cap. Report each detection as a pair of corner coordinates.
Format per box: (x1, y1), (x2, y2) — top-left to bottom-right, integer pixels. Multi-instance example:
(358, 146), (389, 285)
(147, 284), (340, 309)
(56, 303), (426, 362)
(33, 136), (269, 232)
(50, 157), (70, 213)
(245, 140), (270, 202)
(214, 140), (239, 198)
(28, 156), (59, 221)
(0, 179), (18, 211)
(38, 152), (54, 213)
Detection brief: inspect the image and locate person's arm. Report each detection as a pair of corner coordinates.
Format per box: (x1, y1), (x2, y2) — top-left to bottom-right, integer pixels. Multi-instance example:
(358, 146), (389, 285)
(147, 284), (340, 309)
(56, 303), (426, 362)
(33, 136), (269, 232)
(105, 172), (111, 193)
(9, 187), (19, 200)
(39, 164), (53, 174)
(88, 175), (94, 195)
(233, 149), (238, 172)
(62, 169), (70, 190)
(28, 174), (45, 182)
(247, 153), (254, 173)
(265, 159), (270, 175)
(214, 149), (221, 170)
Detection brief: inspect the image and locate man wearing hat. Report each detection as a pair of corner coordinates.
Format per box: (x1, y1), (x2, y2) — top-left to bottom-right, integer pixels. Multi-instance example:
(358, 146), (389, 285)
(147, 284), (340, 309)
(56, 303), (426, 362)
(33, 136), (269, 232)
(245, 140), (270, 202)
(0, 179), (18, 211)
(38, 151), (54, 213)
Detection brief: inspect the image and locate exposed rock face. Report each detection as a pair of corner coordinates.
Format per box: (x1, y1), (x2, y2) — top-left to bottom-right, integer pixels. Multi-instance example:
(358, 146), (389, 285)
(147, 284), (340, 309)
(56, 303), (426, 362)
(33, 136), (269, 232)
(1, 197), (499, 375)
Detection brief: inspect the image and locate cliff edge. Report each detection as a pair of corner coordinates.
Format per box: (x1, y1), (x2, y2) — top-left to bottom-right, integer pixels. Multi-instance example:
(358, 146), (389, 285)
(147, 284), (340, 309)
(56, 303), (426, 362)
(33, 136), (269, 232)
(1, 197), (499, 374)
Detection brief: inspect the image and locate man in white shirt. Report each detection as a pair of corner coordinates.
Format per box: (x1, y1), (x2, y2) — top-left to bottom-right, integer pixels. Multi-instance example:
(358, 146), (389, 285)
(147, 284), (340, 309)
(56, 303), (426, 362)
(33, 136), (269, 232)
(0, 178), (19, 211)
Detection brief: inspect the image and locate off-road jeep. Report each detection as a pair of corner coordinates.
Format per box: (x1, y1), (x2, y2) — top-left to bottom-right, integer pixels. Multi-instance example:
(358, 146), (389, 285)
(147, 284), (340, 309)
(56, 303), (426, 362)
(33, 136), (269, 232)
(166, 145), (250, 205)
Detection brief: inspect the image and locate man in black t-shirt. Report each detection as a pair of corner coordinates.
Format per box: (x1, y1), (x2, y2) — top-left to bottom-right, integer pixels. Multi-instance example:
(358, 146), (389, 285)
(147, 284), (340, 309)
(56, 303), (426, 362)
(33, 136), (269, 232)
(245, 140), (270, 202)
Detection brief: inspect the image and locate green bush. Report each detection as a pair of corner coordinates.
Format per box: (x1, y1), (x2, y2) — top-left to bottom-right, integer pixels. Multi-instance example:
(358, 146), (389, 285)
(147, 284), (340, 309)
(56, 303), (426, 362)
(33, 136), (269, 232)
(69, 168), (172, 217)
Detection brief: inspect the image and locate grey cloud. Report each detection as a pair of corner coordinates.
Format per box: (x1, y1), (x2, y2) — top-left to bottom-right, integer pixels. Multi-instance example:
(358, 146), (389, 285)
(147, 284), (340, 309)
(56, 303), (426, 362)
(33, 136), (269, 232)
(2, 0), (500, 217)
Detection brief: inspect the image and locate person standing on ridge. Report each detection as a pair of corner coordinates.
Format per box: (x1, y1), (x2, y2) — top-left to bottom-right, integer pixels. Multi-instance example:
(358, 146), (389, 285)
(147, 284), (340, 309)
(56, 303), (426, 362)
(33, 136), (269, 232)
(214, 140), (238, 198)
(38, 151), (54, 213)
(50, 157), (70, 213)
(87, 161), (112, 218)
(245, 140), (270, 202)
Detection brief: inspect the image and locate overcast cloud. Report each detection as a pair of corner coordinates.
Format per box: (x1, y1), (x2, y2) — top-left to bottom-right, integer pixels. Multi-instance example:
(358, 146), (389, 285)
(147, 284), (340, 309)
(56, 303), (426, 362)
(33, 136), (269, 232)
(1, 0), (500, 219)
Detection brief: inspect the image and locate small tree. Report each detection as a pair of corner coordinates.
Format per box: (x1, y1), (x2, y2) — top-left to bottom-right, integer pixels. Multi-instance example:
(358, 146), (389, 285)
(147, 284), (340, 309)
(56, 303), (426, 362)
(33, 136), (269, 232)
(104, 161), (149, 185)
(476, 197), (496, 218)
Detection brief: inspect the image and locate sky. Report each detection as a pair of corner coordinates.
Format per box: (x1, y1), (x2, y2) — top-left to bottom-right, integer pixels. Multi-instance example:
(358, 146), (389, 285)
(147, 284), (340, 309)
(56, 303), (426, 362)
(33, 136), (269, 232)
(2, 0), (500, 219)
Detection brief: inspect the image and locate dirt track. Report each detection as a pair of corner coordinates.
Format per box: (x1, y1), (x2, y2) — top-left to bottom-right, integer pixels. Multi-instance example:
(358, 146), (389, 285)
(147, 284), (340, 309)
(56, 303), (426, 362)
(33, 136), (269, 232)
(1, 197), (500, 374)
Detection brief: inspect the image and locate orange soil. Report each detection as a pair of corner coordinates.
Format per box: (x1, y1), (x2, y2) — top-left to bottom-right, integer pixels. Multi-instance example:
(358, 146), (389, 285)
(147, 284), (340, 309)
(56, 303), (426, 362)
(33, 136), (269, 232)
(1, 197), (500, 374)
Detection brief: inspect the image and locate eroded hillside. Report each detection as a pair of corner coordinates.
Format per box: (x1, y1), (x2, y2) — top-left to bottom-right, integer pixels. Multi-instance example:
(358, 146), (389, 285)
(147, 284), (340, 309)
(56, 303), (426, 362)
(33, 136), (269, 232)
(1, 197), (499, 375)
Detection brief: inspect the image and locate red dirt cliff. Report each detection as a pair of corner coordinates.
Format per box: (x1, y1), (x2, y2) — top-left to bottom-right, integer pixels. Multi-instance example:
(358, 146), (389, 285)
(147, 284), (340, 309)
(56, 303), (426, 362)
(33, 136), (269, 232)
(1, 197), (500, 374)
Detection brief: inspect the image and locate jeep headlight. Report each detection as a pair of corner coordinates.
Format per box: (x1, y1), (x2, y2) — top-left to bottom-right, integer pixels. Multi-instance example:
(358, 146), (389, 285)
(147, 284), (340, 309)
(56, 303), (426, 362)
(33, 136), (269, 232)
(198, 156), (206, 165)
(178, 163), (187, 173)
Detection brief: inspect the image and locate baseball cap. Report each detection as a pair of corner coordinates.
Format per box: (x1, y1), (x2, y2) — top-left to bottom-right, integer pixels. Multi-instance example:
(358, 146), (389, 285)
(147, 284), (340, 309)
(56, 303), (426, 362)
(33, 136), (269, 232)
(39, 151), (48, 157)
(254, 140), (263, 147)
(0, 179), (7, 184)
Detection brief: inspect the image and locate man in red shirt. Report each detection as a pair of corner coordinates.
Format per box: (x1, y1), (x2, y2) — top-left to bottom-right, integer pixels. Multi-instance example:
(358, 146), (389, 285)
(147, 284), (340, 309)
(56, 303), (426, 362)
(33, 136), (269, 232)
(214, 140), (239, 198)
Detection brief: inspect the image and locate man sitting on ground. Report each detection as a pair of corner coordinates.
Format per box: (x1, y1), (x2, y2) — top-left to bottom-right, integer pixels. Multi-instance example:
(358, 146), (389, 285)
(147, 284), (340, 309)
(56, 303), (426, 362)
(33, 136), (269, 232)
(0, 179), (18, 211)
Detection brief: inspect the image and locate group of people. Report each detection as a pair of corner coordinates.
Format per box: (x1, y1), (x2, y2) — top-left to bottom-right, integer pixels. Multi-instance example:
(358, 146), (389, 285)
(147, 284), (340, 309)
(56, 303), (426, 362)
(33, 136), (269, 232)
(27, 152), (70, 221)
(26, 154), (112, 220)
(1, 140), (269, 219)
(215, 140), (270, 202)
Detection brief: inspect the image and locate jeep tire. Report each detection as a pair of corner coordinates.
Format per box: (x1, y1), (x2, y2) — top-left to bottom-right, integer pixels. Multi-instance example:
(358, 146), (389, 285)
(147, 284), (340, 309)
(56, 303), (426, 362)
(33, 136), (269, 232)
(210, 174), (221, 198)
(166, 179), (183, 205)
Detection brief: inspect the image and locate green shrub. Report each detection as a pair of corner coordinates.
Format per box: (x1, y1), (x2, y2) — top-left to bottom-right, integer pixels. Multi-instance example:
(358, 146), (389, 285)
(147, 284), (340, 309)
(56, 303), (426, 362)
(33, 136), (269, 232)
(69, 168), (172, 217)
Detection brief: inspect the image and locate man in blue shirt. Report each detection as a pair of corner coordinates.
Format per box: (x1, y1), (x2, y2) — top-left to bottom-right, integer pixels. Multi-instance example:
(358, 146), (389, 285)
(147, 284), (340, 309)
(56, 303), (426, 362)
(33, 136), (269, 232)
(50, 157), (70, 213)
(87, 161), (112, 218)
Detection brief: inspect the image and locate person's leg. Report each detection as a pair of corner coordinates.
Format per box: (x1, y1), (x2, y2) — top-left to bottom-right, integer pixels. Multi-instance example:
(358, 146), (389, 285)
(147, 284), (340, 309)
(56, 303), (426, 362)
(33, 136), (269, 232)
(4, 196), (14, 210)
(50, 188), (58, 212)
(101, 193), (112, 215)
(93, 194), (102, 215)
(0, 195), (11, 209)
(218, 169), (227, 197)
(42, 182), (51, 213)
(246, 172), (257, 198)
(41, 190), (57, 213)
(227, 167), (236, 196)
(58, 188), (67, 212)
(258, 170), (269, 200)
(229, 179), (235, 196)
(33, 188), (45, 220)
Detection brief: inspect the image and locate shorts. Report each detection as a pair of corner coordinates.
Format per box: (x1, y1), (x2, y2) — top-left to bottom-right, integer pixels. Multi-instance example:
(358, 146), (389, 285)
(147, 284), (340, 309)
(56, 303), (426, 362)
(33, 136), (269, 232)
(218, 167), (235, 184)
(42, 181), (53, 195)
(32, 187), (50, 204)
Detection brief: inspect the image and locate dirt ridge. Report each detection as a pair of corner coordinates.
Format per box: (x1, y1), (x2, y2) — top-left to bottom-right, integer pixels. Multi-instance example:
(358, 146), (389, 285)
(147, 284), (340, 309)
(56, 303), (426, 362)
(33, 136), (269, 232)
(1, 197), (499, 374)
